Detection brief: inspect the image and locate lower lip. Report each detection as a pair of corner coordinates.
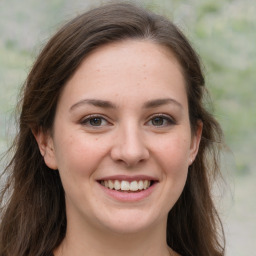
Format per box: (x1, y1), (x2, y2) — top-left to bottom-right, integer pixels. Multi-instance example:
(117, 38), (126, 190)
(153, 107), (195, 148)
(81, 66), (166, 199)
(98, 182), (157, 202)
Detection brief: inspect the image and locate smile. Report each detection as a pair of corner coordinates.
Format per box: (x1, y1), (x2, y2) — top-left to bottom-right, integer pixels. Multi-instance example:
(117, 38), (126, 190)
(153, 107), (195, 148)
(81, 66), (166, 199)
(100, 180), (151, 192)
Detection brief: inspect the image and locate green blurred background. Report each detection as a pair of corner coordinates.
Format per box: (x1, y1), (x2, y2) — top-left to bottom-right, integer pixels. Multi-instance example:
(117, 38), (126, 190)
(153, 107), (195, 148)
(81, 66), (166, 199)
(0, 0), (255, 255)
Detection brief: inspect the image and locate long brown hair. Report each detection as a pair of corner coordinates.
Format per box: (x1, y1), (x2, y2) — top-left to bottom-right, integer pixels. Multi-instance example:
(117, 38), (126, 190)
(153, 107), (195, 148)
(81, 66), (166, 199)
(0, 2), (225, 256)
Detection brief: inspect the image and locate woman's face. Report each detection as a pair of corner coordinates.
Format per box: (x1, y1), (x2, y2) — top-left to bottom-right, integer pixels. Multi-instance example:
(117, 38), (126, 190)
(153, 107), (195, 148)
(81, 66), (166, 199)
(40, 40), (201, 235)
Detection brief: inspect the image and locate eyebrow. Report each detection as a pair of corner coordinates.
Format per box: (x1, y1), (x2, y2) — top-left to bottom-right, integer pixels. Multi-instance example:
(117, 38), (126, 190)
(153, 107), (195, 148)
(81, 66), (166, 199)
(143, 98), (183, 109)
(70, 99), (116, 111)
(69, 98), (182, 112)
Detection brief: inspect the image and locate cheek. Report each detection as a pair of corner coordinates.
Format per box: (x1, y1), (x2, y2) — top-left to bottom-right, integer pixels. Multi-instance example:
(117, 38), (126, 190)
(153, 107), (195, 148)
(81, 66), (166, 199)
(152, 135), (191, 178)
(54, 133), (107, 177)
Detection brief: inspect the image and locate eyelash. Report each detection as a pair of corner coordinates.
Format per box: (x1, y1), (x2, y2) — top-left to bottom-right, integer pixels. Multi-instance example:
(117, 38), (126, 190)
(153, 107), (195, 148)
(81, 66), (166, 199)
(80, 114), (176, 128)
(80, 114), (111, 127)
(146, 114), (176, 127)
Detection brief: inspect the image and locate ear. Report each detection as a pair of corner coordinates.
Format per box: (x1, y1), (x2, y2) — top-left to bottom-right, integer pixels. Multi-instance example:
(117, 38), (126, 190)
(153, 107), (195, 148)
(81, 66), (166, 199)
(32, 128), (58, 170)
(189, 121), (203, 165)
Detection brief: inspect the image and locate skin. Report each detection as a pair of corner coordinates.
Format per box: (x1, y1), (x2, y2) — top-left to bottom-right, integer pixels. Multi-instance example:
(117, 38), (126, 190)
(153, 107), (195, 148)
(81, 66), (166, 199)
(35, 40), (202, 256)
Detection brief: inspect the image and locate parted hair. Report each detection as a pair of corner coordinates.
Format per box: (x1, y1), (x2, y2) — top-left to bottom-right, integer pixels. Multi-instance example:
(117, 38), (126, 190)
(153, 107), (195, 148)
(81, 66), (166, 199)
(0, 2), (225, 256)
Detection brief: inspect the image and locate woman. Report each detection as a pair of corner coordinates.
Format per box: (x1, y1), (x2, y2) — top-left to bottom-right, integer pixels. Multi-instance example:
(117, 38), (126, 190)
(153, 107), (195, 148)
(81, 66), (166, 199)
(0, 2), (225, 256)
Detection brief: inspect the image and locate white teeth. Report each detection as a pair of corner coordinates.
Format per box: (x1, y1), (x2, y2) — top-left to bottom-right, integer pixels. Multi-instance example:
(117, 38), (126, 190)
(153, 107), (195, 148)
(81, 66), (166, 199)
(143, 180), (149, 189)
(130, 181), (139, 191)
(101, 179), (151, 191)
(138, 180), (144, 190)
(108, 180), (114, 189)
(114, 180), (121, 190)
(121, 181), (130, 191)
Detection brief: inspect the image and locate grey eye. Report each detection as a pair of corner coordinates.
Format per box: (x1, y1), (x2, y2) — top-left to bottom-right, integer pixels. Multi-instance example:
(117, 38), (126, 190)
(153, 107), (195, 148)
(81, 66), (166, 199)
(89, 117), (103, 126)
(81, 116), (109, 127)
(147, 115), (176, 127)
(151, 117), (165, 126)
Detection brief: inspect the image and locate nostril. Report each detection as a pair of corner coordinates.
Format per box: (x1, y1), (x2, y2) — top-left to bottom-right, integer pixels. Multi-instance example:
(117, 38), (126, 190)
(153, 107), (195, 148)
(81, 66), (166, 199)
(110, 134), (150, 167)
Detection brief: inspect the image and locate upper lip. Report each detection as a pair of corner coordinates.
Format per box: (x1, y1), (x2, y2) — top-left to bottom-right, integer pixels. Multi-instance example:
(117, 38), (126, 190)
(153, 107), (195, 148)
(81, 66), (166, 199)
(97, 175), (158, 182)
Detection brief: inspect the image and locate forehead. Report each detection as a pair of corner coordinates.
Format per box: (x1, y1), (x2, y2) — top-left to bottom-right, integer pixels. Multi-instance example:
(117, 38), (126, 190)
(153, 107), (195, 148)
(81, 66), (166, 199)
(83, 39), (182, 74)
(59, 39), (187, 109)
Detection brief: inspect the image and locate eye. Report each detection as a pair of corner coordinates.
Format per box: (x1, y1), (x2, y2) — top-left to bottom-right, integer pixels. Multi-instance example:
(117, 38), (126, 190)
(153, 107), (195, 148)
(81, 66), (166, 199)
(147, 114), (175, 127)
(81, 115), (110, 127)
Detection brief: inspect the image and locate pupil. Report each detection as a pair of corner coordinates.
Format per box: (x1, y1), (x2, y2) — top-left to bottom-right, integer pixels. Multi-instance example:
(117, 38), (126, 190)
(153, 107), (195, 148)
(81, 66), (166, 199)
(152, 117), (163, 126)
(90, 118), (102, 126)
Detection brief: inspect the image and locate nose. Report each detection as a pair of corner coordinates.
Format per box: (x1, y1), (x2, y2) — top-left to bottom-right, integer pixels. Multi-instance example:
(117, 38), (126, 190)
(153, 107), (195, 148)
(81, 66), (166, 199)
(110, 124), (149, 167)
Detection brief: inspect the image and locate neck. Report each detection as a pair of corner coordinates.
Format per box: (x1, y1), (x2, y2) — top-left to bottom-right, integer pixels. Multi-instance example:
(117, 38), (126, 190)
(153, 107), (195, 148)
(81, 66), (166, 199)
(54, 218), (172, 256)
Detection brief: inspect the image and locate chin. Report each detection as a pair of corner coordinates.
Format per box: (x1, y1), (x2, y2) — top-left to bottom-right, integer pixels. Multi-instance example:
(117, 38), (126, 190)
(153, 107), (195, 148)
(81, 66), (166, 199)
(96, 208), (164, 235)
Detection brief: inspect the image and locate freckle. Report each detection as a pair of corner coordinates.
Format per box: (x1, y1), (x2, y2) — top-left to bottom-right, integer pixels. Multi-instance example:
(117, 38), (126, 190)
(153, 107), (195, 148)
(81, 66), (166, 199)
(144, 77), (147, 80)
